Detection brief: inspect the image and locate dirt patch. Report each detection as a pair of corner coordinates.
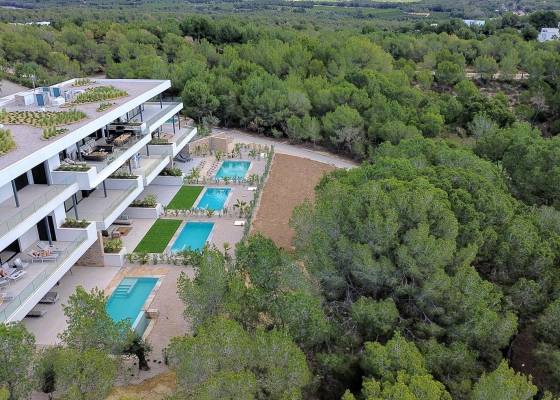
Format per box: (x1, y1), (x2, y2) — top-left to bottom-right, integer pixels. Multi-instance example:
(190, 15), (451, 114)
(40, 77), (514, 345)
(251, 153), (335, 250)
(107, 371), (176, 400)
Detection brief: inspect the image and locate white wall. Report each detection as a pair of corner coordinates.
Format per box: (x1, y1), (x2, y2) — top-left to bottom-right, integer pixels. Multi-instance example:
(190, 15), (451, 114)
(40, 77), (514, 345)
(0, 182), (14, 204)
(19, 225), (39, 251)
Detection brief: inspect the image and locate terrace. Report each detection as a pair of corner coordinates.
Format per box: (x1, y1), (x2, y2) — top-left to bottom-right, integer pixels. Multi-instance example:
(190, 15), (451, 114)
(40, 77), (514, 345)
(131, 155), (170, 186)
(70, 177), (143, 230)
(0, 79), (171, 181)
(0, 223), (96, 322)
(0, 182), (78, 249)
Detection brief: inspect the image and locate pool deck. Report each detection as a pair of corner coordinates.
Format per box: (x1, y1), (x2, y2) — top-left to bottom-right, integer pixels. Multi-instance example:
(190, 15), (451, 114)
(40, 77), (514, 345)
(23, 265), (121, 346)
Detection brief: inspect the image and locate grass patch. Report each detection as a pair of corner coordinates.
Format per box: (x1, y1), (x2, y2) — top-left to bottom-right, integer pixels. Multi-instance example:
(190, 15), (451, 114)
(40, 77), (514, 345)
(134, 219), (182, 253)
(167, 186), (203, 209)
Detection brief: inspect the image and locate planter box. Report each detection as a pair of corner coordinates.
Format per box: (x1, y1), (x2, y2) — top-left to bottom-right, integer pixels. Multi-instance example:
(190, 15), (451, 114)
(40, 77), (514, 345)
(103, 247), (126, 267)
(152, 175), (184, 186)
(125, 203), (163, 219)
(51, 167), (96, 190)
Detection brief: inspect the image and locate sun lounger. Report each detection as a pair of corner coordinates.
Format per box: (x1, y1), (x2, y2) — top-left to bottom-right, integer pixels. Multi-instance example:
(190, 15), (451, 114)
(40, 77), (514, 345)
(234, 220), (246, 226)
(37, 242), (63, 254)
(27, 307), (47, 318)
(7, 269), (26, 281)
(247, 186), (257, 191)
(0, 278), (9, 289)
(28, 251), (59, 263)
(39, 291), (59, 304)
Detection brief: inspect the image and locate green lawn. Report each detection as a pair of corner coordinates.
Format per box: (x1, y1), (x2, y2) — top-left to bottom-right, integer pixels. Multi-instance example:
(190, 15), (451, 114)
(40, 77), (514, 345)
(134, 219), (182, 253)
(167, 186), (204, 209)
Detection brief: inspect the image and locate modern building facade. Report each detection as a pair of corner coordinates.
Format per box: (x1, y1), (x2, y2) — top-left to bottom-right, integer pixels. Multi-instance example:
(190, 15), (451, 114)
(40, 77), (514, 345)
(0, 78), (196, 322)
(538, 27), (560, 42)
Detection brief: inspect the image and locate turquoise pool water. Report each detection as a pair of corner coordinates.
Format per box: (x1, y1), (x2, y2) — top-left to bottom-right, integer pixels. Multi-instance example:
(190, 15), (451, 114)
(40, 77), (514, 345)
(215, 160), (250, 179)
(171, 222), (214, 252)
(196, 188), (230, 210)
(106, 277), (158, 326)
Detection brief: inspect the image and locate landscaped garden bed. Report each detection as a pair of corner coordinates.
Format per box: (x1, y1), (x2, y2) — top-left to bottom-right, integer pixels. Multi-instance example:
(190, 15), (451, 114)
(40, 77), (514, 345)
(56, 164), (90, 172)
(71, 86), (128, 104)
(0, 109), (86, 128)
(61, 218), (90, 228)
(133, 219), (182, 253)
(166, 186), (203, 209)
(0, 128), (16, 155)
(72, 78), (94, 87)
(96, 102), (114, 112)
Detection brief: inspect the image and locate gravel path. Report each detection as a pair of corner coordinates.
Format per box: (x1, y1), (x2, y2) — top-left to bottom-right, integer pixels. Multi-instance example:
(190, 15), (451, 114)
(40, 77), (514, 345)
(213, 128), (357, 169)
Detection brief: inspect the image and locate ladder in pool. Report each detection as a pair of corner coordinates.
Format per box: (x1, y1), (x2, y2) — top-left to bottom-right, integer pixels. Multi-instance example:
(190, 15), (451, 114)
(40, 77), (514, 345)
(113, 279), (137, 297)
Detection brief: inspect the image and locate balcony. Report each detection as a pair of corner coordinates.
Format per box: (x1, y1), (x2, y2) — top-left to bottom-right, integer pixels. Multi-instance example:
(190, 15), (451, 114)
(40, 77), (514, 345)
(146, 124), (198, 158)
(132, 155), (170, 186)
(0, 223), (97, 323)
(0, 183), (78, 250)
(51, 134), (151, 190)
(71, 176), (143, 230)
(143, 102), (183, 134)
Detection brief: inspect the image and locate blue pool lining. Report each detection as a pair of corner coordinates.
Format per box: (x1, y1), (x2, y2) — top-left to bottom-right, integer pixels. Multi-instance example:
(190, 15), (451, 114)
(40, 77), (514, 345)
(213, 160), (252, 179)
(193, 187), (233, 211)
(165, 220), (215, 254)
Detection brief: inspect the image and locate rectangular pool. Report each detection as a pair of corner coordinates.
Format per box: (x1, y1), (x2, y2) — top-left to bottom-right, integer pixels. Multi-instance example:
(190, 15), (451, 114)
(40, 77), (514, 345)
(195, 187), (231, 211)
(106, 277), (158, 326)
(215, 160), (250, 180)
(171, 222), (214, 252)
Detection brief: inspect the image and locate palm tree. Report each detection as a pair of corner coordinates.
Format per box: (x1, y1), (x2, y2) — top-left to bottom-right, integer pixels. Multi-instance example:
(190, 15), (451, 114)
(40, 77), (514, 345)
(233, 199), (248, 217)
(248, 149), (258, 159)
(187, 167), (201, 183)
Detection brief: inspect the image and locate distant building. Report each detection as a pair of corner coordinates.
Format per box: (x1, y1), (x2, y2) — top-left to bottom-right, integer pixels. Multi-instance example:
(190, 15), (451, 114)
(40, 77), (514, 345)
(463, 19), (486, 27)
(538, 28), (560, 42)
(9, 21), (51, 26)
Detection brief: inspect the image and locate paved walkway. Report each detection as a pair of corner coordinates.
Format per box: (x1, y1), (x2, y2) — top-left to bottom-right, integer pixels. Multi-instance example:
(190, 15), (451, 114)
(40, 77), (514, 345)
(213, 128), (357, 169)
(0, 79), (28, 96)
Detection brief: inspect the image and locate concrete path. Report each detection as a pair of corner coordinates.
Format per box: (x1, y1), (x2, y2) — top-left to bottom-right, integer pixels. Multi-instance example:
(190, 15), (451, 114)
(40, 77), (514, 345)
(213, 128), (357, 169)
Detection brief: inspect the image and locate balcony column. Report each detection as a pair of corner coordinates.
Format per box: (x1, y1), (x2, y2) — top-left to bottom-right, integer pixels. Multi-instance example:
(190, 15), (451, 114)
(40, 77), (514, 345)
(76, 141), (82, 161)
(11, 180), (20, 208)
(72, 194), (79, 219)
(178, 114), (181, 129)
(102, 181), (108, 198)
(146, 144), (150, 157)
(128, 160), (132, 174)
(159, 94), (163, 108)
(172, 115), (176, 134)
(139, 107), (143, 122)
(43, 217), (53, 246)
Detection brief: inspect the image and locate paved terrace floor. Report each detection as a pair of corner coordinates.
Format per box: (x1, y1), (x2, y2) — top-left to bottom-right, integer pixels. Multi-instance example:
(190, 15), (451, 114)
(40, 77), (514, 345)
(75, 187), (135, 222)
(23, 265), (121, 345)
(0, 184), (71, 237)
(1, 240), (75, 319)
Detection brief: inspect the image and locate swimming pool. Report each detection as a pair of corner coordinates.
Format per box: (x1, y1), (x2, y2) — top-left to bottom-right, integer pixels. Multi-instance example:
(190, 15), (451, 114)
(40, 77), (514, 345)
(106, 277), (158, 328)
(215, 160), (251, 179)
(196, 187), (231, 210)
(171, 222), (214, 252)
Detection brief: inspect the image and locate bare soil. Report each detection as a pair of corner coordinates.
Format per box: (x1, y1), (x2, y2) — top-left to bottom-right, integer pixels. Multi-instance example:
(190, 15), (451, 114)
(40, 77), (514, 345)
(251, 153), (335, 250)
(107, 371), (176, 400)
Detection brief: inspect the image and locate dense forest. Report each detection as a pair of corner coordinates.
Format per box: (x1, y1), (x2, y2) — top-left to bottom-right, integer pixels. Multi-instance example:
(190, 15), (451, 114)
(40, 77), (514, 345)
(1, 4), (560, 400)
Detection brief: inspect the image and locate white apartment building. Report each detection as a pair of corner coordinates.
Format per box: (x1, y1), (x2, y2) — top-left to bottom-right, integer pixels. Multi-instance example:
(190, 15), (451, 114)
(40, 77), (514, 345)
(0, 78), (196, 323)
(538, 27), (560, 42)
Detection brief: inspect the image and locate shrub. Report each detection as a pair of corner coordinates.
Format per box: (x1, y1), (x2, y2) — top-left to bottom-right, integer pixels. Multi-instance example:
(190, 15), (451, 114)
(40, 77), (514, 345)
(56, 164), (90, 172)
(61, 219), (89, 228)
(104, 238), (123, 254)
(109, 171), (137, 179)
(0, 128), (16, 155)
(0, 109), (86, 128)
(130, 194), (158, 208)
(72, 78), (94, 87)
(159, 167), (182, 176)
(72, 86), (128, 104)
(149, 138), (169, 145)
(96, 102), (114, 112)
